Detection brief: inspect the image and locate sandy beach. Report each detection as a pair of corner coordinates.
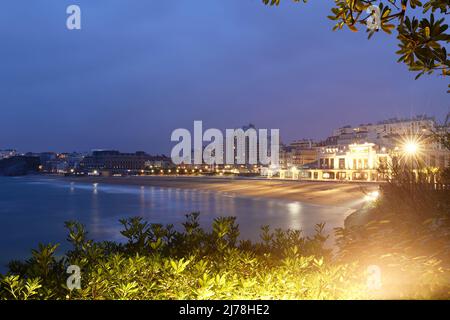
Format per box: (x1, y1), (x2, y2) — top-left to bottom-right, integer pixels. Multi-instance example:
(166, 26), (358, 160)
(63, 176), (380, 208)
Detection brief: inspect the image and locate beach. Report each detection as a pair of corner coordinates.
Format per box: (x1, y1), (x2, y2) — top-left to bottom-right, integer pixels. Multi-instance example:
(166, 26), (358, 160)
(63, 175), (379, 208)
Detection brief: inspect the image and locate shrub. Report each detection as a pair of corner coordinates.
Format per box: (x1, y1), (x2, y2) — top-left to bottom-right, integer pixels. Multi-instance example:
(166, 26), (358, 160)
(1, 212), (448, 300)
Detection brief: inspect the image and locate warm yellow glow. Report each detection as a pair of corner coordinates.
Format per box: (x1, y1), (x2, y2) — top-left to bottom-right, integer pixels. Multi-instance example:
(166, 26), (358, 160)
(364, 191), (380, 202)
(396, 135), (427, 166)
(404, 141), (418, 155)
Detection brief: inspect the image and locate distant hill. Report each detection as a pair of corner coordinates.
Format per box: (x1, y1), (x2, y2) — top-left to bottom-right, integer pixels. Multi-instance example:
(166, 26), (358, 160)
(0, 156), (40, 176)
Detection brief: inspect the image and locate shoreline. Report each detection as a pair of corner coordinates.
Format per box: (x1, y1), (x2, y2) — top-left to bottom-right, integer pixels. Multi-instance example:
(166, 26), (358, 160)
(61, 175), (379, 209)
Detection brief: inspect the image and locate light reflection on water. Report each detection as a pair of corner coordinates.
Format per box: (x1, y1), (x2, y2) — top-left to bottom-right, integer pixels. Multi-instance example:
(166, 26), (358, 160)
(0, 176), (351, 270)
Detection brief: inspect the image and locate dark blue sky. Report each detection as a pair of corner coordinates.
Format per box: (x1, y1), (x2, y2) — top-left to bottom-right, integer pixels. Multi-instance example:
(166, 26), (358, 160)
(0, 1), (448, 154)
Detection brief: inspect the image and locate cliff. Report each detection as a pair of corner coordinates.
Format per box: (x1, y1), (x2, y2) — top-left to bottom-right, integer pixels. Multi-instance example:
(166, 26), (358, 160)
(0, 156), (40, 176)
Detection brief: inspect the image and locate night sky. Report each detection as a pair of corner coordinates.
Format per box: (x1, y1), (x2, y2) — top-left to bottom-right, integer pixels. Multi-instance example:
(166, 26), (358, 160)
(0, 1), (448, 154)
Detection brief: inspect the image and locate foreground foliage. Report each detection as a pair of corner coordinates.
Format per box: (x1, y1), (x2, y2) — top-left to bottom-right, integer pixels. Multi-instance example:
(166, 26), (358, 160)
(1, 209), (448, 300)
(264, 0), (449, 89)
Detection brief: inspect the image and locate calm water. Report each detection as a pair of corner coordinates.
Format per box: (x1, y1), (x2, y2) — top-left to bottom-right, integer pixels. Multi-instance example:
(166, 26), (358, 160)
(0, 176), (351, 270)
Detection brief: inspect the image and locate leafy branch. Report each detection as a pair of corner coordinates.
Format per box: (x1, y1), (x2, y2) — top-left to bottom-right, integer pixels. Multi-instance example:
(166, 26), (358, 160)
(263, 0), (449, 88)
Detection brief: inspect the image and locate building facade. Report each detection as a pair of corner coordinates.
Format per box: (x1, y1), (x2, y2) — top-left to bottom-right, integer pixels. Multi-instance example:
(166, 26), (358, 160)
(264, 114), (450, 182)
(279, 142), (318, 169)
(80, 150), (172, 174)
(312, 143), (390, 181)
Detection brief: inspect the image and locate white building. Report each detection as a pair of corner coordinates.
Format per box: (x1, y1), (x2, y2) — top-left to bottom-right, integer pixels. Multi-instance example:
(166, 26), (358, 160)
(268, 143), (389, 181)
(263, 114), (449, 182)
(331, 115), (437, 148)
(311, 143), (390, 181)
(328, 115), (449, 170)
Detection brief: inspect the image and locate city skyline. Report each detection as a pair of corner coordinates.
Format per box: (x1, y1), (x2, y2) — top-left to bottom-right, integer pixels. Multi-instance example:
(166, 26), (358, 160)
(2, 113), (448, 155)
(0, 1), (448, 154)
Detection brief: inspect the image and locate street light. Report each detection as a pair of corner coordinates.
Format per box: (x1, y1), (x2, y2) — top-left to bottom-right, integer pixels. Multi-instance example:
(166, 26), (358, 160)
(404, 141), (418, 155)
(402, 139), (422, 182)
(402, 139), (422, 164)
